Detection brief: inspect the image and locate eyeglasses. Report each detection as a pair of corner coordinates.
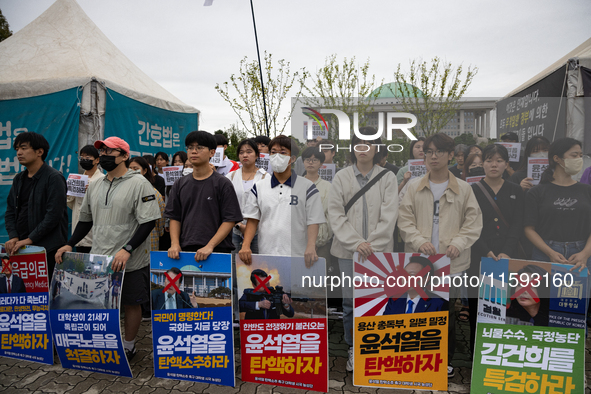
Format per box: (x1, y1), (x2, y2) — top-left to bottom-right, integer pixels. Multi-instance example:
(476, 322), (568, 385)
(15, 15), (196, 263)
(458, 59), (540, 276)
(186, 145), (209, 152)
(424, 150), (447, 157)
(304, 158), (320, 164)
(98, 147), (122, 155)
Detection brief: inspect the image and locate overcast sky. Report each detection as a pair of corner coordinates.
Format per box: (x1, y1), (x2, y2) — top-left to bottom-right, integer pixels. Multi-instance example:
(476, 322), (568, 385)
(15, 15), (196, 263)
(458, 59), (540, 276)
(2, 0), (591, 137)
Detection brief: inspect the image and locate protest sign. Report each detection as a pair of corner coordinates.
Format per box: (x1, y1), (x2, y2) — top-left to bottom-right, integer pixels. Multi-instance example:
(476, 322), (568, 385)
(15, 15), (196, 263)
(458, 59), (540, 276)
(49, 252), (131, 377)
(353, 252), (450, 391)
(319, 164), (336, 183)
(306, 120), (328, 140)
(210, 148), (224, 167)
(496, 142), (521, 162)
(237, 254), (328, 393)
(66, 174), (88, 198)
(0, 246), (52, 364)
(408, 159), (426, 179)
(466, 175), (485, 185)
(150, 251), (234, 387)
(527, 158), (549, 186)
(162, 166), (183, 186)
(471, 257), (588, 393)
(256, 153), (272, 173)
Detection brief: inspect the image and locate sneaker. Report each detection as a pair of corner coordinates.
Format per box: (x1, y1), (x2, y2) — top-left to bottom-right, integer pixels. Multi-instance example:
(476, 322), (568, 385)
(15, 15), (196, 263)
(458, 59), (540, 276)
(448, 364), (455, 378)
(346, 347), (354, 372)
(125, 346), (137, 362)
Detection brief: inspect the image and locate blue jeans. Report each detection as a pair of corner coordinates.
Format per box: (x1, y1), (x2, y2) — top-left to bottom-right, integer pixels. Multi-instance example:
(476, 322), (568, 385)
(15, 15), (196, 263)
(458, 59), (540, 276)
(338, 258), (354, 347)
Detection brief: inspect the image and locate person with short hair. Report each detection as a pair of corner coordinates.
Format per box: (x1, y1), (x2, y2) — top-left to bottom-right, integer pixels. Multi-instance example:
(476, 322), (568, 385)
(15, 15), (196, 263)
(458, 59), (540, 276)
(226, 138), (267, 253)
(398, 132), (482, 378)
(5, 132), (68, 280)
(55, 136), (161, 361)
(328, 127), (398, 372)
(166, 131), (243, 261)
(214, 134), (240, 176)
(253, 135), (271, 154)
(238, 268), (294, 319)
(239, 135), (325, 265)
(302, 146), (332, 253)
(67, 145), (104, 254)
(449, 144), (467, 178)
(151, 267), (198, 310)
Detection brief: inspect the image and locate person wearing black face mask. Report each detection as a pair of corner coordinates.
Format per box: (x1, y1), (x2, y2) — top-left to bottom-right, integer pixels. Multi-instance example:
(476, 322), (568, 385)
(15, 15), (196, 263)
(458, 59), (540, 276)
(56, 137), (161, 361)
(66, 145), (104, 253)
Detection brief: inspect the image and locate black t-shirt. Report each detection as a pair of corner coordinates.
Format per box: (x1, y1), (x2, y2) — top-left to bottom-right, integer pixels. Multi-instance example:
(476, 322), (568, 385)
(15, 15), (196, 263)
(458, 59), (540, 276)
(524, 182), (591, 242)
(154, 174), (166, 198)
(16, 175), (34, 239)
(165, 171), (243, 251)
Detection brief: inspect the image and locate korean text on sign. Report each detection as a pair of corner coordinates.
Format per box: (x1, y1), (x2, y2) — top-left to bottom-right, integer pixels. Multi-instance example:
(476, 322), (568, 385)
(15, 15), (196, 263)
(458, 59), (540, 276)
(408, 159), (426, 179)
(66, 174), (88, 198)
(138, 121), (180, 148)
(162, 166), (183, 186)
(527, 158), (549, 186)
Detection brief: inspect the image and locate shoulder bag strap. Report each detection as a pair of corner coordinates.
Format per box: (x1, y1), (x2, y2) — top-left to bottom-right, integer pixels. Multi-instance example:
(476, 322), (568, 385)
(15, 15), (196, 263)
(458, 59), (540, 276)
(475, 181), (509, 228)
(344, 169), (390, 215)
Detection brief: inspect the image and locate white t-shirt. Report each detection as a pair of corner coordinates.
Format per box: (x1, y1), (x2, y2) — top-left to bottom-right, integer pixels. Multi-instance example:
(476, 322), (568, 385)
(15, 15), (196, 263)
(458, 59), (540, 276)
(429, 180), (448, 253)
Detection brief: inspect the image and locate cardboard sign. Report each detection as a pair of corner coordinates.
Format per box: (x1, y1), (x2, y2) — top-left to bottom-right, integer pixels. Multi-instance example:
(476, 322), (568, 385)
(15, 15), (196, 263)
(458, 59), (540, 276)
(256, 153), (272, 174)
(319, 164), (336, 183)
(66, 174), (88, 198)
(0, 246), (53, 365)
(162, 166), (184, 186)
(527, 158), (549, 186)
(49, 252), (131, 377)
(210, 148), (224, 167)
(408, 159), (427, 179)
(495, 142), (521, 162)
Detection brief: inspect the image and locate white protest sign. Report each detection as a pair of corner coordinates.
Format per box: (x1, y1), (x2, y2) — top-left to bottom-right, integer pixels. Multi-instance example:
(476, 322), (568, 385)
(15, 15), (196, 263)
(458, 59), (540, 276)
(319, 164), (336, 183)
(496, 142), (521, 162)
(66, 174), (88, 198)
(210, 147), (224, 166)
(255, 153), (273, 173)
(306, 120), (328, 140)
(527, 157), (549, 186)
(162, 166), (183, 186)
(466, 175), (485, 185)
(408, 159), (427, 179)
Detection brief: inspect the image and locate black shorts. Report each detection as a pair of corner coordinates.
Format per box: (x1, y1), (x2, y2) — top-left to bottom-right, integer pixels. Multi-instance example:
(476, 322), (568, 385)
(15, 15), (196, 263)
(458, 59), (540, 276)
(121, 266), (149, 306)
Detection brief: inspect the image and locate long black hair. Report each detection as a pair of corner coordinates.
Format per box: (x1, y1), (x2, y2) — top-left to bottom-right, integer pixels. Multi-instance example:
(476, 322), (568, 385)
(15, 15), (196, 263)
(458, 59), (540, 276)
(540, 137), (582, 184)
(171, 151), (188, 167)
(517, 136), (550, 172)
(130, 157), (155, 185)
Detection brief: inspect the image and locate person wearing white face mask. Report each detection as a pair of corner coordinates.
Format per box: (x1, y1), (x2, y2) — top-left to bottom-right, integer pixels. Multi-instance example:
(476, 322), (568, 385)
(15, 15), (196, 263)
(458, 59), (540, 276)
(524, 138), (591, 273)
(239, 135), (325, 268)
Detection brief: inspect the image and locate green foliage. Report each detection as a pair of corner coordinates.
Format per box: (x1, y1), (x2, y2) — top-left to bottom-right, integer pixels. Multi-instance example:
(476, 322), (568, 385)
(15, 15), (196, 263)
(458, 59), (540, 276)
(208, 286), (231, 298)
(216, 124), (249, 161)
(61, 257), (85, 273)
(393, 57), (478, 137)
(0, 9), (12, 43)
(454, 133), (476, 146)
(301, 55), (383, 164)
(215, 52), (307, 137)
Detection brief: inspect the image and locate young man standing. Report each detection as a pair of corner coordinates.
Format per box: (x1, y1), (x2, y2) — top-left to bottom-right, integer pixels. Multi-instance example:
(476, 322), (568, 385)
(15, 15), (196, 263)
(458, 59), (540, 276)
(55, 137), (161, 360)
(328, 128), (398, 372)
(67, 145), (104, 253)
(398, 133), (482, 378)
(166, 131), (243, 261)
(239, 135), (325, 267)
(214, 134), (240, 176)
(5, 132), (68, 280)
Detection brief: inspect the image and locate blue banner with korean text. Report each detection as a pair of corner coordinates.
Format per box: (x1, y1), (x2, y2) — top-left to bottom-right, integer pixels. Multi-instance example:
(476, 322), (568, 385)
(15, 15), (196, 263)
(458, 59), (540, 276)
(150, 251), (234, 387)
(49, 252), (131, 377)
(104, 90), (198, 159)
(0, 246), (52, 364)
(0, 89), (80, 243)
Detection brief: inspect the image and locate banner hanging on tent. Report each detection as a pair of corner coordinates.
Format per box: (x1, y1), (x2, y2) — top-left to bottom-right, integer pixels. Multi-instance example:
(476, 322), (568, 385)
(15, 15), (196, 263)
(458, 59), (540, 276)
(104, 90), (198, 159)
(0, 88), (80, 243)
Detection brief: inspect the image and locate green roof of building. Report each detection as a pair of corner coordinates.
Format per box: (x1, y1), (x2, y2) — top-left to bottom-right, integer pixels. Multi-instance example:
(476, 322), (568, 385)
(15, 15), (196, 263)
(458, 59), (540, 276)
(371, 82), (424, 98)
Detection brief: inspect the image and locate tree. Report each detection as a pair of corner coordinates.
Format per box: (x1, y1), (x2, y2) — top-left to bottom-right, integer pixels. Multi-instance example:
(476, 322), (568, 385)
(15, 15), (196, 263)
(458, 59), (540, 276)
(301, 55), (383, 141)
(454, 132), (476, 147)
(215, 124), (249, 161)
(0, 9), (12, 42)
(392, 57), (478, 137)
(215, 52), (307, 137)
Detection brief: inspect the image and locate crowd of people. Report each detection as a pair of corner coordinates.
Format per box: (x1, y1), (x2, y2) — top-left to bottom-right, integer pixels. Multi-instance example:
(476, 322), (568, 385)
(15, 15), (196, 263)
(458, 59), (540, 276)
(4, 129), (591, 377)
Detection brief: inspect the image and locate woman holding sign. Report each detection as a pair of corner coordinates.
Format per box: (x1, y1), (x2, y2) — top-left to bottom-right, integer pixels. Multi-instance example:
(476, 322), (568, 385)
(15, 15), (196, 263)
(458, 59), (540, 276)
(524, 138), (591, 272)
(508, 136), (550, 192)
(468, 144), (524, 352)
(226, 139), (267, 253)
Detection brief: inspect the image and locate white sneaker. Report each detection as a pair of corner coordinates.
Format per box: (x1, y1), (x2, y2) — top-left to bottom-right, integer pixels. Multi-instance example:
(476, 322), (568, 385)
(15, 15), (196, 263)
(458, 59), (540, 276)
(346, 347), (354, 372)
